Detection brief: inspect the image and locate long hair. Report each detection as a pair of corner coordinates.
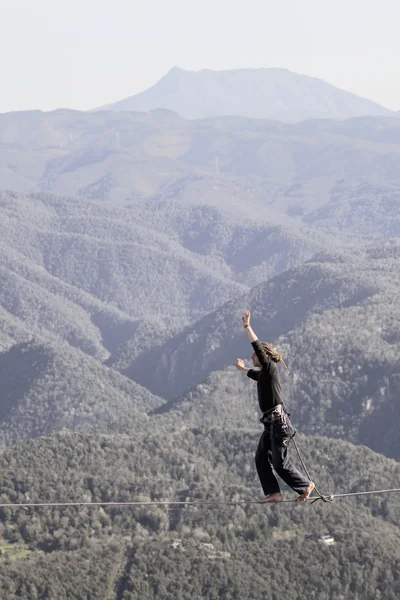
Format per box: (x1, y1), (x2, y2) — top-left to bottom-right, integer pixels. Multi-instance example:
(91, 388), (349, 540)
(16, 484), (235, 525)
(261, 342), (290, 373)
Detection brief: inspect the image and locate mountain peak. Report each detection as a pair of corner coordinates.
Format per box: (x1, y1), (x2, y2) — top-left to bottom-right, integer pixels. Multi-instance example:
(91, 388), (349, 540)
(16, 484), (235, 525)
(168, 66), (188, 74)
(96, 67), (393, 122)
(97, 66), (397, 122)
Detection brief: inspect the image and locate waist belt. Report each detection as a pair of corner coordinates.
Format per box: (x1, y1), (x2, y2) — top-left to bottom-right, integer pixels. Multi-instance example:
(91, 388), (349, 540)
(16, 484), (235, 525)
(260, 404), (286, 423)
(260, 404), (296, 438)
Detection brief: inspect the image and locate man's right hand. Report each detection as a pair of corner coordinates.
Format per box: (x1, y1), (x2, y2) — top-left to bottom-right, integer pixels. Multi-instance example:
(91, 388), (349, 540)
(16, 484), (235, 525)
(235, 358), (245, 369)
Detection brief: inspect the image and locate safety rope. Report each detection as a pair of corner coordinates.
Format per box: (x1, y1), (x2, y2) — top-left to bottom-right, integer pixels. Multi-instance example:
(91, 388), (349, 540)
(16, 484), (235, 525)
(0, 488), (400, 508)
(327, 488), (400, 500)
(291, 436), (332, 504)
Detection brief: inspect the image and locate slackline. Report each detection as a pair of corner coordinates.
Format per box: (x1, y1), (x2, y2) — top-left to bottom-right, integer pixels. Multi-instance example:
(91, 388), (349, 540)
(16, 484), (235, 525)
(0, 488), (400, 508)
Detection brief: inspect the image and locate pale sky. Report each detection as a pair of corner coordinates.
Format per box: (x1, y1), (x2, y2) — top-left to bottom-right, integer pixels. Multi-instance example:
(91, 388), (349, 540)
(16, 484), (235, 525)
(2, 0), (399, 113)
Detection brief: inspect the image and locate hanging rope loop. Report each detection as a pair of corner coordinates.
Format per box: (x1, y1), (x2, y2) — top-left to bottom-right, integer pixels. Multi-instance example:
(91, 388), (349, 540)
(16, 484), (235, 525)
(310, 494), (334, 504)
(290, 436), (329, 504)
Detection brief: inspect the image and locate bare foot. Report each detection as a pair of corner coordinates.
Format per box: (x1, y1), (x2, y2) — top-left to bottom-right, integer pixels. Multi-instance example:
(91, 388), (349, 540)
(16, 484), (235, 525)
(259, 493), (284, 503)
(296, 482), (315, 502)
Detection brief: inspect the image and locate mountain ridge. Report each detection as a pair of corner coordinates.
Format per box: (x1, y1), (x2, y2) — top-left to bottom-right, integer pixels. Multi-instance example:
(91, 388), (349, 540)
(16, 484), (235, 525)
(1, 110), (400, 211)
(118, 249), (383, 399)
(0, 339), (165, 447)
(96, 66), (395, 122)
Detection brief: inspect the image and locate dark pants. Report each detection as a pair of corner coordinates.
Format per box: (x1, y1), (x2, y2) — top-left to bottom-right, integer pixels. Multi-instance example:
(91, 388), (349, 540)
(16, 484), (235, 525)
(255, 429), (310, 496)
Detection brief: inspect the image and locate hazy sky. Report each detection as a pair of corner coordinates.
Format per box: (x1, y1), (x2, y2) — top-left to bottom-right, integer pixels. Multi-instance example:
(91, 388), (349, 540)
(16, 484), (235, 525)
(2, 0), (399, 113)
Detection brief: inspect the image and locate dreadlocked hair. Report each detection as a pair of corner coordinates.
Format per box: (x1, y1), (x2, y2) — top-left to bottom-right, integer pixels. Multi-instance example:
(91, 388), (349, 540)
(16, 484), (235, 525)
(261, 342), (290, 373)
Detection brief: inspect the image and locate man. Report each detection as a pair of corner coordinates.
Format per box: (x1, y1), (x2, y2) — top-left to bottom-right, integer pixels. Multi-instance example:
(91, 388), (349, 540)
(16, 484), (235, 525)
(235, 310), (314, 503)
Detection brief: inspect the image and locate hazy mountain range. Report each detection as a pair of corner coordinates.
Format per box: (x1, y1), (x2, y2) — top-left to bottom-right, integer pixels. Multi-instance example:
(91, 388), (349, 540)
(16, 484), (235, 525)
(1, 108), (400, 227)
(96, 67), (396, 122)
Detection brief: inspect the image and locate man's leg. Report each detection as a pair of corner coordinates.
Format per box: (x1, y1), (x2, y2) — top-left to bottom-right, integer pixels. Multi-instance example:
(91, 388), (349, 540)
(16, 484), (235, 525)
(255, 430), (283, 502)
(270, 436), (314, 499)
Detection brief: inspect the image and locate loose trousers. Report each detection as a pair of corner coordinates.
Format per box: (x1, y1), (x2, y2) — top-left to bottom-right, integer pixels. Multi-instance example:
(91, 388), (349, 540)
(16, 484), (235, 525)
(255, 429), (310, 496)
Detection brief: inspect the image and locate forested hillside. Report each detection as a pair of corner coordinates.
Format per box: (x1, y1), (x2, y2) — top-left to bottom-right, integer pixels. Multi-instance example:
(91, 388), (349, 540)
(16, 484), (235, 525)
(122, 248), (395, 395)
(132, 247), (400, 461)
(0, 189), (333, 363)
(0, 430), (399, 599)
(0, 340), (164, 447)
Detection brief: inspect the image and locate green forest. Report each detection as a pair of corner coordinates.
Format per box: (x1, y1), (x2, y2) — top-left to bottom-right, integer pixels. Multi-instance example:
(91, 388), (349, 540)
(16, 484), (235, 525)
(1, 431), (400, 599)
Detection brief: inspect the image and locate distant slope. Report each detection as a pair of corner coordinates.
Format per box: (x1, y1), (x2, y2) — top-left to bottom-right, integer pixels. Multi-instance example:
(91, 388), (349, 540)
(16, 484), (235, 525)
(130, 198), (328, 287)
(145, 247), (400, 460)
(97, 67), (394, 122)
(120, 249), (384, 400)
(0, 340), (164, 447)
(0, 190), (329, 362)
(303, 180), (400, 237)
(0, 191), (250, 351)
(157, 300), (400, 459)
(1, 109), (400, 208)
(280, 252), (400, 459)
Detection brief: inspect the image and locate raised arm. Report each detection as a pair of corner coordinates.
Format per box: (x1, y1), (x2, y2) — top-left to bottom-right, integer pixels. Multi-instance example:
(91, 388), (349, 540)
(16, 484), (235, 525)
(242, 310), (270, 367)
(242, 310), (258, 343)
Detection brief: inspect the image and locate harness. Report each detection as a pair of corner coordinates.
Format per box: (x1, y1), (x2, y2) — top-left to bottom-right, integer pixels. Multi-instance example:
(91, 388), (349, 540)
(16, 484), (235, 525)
(260, 404), (296, 438)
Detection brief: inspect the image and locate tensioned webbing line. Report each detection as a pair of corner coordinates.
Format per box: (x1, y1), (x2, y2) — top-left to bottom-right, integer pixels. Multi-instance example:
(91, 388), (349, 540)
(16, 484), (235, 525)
(0, 488), (400, 508)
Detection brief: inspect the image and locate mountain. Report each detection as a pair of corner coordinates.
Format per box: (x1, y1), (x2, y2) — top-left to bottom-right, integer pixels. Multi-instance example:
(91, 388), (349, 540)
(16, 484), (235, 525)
(1, 188), (399, 460)
(0, 190), (332, 364)
(96, 67), (395, 122)
(120, 249), (385, 399)
(1, 430), (400, 599)
(0, 191), (246, 345)
(303, 180), (400, 237)
(0, 340), (164, 447)
(121, 247), (400, 460)
(1, 109), (400, 211)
